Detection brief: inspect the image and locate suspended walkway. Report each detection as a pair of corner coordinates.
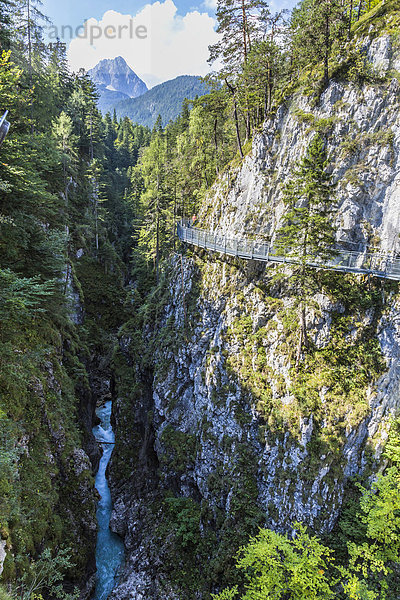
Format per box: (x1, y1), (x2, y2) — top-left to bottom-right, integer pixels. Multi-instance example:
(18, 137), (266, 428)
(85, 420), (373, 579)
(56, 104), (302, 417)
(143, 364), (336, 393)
(177, 222), (400, 281)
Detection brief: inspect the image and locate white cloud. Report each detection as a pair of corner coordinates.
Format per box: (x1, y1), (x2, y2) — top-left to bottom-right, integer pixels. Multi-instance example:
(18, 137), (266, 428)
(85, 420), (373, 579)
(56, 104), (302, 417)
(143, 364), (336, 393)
(67, 0), (218, 87)
(203, 0), (218, 10)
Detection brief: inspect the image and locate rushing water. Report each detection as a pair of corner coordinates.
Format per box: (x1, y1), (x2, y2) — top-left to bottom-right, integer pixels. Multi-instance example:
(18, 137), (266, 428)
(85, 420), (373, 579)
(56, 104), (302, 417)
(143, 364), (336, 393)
(92, 401), (125, 600)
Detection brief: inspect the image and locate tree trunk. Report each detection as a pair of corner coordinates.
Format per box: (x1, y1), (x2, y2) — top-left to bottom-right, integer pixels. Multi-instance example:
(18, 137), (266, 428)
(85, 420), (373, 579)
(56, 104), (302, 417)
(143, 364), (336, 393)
(295, 301), (308, 371)
(156, 206), (160, 283)
(245, 104), (251, 141)
(214, 118), (219, 175)
(89, 113), (94, 162)
(241, 0), (248, 62)
(95, 195), (99, 251)
(156, 171), (160, 282)
(265, 63), (273, 115)
(348, 0), (354, 37)
(203, 147), (209, 187)
(241, 0), (250, 140)
(234, 99), (244, 158)
(357, 0), (363, 20)
(295, 320), (303, 372)
(225, 79), (244, 159)
(27, 0), (34, 133)
(324, 12), (330, 86)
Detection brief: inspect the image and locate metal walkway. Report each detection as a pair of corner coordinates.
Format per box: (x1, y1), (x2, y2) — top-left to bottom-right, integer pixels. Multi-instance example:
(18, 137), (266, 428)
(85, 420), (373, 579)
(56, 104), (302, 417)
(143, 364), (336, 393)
(177, 222), (400, 281)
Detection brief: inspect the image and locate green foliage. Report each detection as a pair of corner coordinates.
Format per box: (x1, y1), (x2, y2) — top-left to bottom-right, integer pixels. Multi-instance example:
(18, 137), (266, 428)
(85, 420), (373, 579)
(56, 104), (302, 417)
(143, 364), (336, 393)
(209, 1), (287, 152)
(1, 2), (398, 600)
(0, 586), (14, 600)
(277, 134), (336, 266)
(352, 0), (400, 38)
(275, 134), (338, 365)
(0, 6), (143, 595)
(154, 495), (216, 596)
(0, 268), (55, 323)
(384, 418), (400, 465)
(113, 75), (209, 128)
(213, 524), (336, 600)
(349, 468), (400, 577)
(15, 547), (78, 600)
(290, 0), (348, 85)
(132, 98), (236, 275)
(292, 328), (385, 421)
(160, 425), (197, 474)
(163, 497), (203, 549)
(326, 421), (400, 597)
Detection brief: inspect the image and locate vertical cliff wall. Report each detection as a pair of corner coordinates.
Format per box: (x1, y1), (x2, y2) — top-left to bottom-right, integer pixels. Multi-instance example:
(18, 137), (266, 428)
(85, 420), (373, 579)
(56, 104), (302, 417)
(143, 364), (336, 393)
(108, 34), (400, 600)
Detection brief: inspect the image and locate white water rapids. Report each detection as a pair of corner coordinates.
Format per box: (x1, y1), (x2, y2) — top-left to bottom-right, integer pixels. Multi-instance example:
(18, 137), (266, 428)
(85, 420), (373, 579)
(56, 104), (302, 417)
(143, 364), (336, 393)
(91, 401), (124, 600)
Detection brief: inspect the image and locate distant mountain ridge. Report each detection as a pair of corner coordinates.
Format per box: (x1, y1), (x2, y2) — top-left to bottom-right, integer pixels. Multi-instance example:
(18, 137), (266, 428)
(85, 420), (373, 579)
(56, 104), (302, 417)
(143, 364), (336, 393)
(113, 75), (209, 128)
(88, 57), (148, 114)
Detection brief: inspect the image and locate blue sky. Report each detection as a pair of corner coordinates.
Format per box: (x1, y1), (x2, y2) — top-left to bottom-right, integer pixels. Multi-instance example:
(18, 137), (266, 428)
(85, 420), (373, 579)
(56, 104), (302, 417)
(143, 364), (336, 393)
(42, 0), (212, 29)
(41, 0), (297, 87)
(42, 0), (297, 30)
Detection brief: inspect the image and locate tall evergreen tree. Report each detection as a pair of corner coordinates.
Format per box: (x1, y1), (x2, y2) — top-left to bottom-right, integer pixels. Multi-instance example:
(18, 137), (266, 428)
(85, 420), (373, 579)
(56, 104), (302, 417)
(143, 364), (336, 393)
(0, 0), (12, 49)
(276, 134), (337, 366)
(209, 0), (269, 151)
(209, 0), (269, 72)
(290, 0), (347, 85)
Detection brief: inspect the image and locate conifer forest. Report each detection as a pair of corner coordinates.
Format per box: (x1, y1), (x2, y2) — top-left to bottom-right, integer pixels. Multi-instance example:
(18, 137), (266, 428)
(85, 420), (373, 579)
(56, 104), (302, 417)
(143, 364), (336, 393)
(1, 0), (400, 599)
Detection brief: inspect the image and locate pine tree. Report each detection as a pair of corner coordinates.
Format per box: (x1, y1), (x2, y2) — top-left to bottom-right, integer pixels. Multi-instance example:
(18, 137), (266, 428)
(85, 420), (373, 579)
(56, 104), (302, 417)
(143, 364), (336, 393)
(209, 0), (269, 151)
(290, 0), (347, 85)
(209, 0), (269, 72)
(139, 125), (168, 279)
(52, 111), (78, 183)
(241, 38), (284, 120)
(276, 134), (337, 367)
(277, 134), (336, 262)
(194, 87), (233, 175)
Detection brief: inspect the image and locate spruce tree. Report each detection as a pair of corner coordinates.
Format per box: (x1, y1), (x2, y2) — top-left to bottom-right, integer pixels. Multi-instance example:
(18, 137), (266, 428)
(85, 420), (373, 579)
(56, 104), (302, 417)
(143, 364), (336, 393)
(277, 134), (336, 262)
(276, 134), (337, 366)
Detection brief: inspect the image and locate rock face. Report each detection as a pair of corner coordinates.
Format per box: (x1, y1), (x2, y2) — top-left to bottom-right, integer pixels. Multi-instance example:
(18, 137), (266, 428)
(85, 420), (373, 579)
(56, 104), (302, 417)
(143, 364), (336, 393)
(0, 540), (6, 576)
(208, 42), (400, 255)
(88, 57), (148, 113)
(109, 35), (400, 599)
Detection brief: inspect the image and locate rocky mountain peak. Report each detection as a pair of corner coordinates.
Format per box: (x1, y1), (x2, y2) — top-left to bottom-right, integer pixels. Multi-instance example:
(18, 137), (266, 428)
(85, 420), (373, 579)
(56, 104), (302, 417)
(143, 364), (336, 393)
(88, 56), (148, 99)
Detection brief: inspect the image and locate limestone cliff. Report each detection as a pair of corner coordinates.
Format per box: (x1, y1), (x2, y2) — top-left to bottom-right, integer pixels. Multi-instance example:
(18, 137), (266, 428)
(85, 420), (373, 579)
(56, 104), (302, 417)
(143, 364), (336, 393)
(109, 34), (400, 599)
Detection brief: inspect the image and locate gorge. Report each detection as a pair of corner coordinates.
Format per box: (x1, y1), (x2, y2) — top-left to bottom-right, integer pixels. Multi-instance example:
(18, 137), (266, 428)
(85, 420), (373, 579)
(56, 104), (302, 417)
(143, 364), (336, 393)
(1, 1), (400, 600)
(106, 32), (400, 597)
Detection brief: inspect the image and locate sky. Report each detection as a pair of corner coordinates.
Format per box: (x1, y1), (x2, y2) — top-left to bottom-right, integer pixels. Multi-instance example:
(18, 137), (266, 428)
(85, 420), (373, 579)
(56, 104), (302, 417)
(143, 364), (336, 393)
(41, 0), (297, 88)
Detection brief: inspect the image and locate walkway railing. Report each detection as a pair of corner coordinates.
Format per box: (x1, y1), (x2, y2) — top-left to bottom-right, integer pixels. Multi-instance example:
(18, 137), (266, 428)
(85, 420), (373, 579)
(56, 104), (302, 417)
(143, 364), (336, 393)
(177, 222), (400, 281)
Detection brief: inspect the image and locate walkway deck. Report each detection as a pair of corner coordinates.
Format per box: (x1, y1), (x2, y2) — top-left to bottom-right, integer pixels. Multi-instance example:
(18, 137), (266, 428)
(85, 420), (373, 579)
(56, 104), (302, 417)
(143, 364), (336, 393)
(177, 222), (400, 281)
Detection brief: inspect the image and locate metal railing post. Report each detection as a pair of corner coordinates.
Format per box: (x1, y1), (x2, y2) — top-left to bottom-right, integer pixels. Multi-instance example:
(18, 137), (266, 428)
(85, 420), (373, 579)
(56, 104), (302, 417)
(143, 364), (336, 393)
(384, 257), (389, 277)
